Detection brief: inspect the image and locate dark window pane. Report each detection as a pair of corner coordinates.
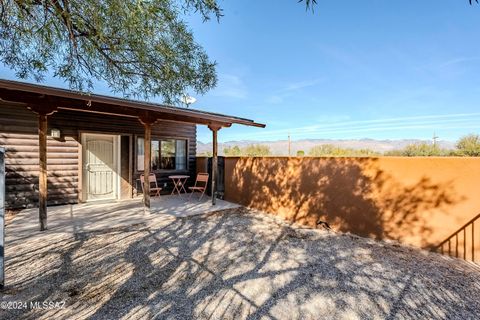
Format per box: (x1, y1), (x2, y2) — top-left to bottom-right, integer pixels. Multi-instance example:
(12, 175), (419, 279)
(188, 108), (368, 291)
(137, 137), (187, 171)
(175, 140), (187, 170)
(137, 137), (144, 171)
(151, 140), (159, 170)
(161, 139), (175, 170)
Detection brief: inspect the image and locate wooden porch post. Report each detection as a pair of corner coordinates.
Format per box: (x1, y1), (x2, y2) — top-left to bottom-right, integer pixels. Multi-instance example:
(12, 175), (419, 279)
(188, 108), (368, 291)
(139, 113), (156, 209)
(143, 122), (151, 208)
(38, 114), (48, 230)
(208, 125), (221, 205)
(28, 104), (57, 231)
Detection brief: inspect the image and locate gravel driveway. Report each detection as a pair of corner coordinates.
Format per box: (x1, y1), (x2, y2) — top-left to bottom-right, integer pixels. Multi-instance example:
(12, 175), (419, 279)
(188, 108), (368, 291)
(1, 208), (479, 319)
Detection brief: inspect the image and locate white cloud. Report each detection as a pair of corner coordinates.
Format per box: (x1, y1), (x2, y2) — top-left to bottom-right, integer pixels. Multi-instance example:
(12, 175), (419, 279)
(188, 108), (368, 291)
(266, 95), (284, 104)
(284, 78), (325, 92)
(264, 77), (325, 105)
(211, 74), (247, 99)
(227, 112), (480, 140)
(437, 57), (480, 69)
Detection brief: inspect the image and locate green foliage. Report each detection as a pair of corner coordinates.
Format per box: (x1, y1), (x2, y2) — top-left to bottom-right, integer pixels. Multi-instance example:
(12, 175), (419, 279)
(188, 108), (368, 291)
(382, 149), (403, 157)
(308, 144), (379, 157)
(199, 151), (212, 157)
(200, 144), (271, 157)
(243, 144), (271, 157)
(3, 0), (475, 104)
(299, 0), (317, 10)
(455, 134), (480, 156)
(296, 150), (305, 157)
(384, 143), (450, 157)
(221, 144), (271, 156)
(223, 145), (241, 156)
(0, 0), (220, 103)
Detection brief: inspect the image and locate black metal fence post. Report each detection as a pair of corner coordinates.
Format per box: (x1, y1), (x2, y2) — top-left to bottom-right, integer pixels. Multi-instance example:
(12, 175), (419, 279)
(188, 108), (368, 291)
(207, 156), (225, 199)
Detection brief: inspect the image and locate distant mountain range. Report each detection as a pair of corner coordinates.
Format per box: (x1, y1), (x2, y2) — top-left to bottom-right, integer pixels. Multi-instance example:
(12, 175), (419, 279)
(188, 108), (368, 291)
(197, 139), (456, 156)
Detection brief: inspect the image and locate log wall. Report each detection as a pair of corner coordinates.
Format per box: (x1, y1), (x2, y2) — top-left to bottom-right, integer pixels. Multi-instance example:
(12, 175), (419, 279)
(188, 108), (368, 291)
(0, 103), (197, 208)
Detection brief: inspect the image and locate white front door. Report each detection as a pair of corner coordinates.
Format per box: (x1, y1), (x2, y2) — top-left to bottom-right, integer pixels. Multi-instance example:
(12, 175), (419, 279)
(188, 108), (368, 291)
(82, 133), (120, 201)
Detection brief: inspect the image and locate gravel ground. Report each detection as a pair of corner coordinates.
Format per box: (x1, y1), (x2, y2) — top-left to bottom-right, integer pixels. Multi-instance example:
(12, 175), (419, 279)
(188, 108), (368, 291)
(1, 207), (479, 320)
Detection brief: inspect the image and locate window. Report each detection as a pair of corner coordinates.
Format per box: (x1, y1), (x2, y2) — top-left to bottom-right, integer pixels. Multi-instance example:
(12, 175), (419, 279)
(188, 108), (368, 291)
(137, 137), (187, 171)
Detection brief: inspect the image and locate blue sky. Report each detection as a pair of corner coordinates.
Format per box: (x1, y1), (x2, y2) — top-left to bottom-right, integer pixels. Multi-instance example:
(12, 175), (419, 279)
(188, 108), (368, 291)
(2, 1), (480, 143)
(189, 0), (480, 143)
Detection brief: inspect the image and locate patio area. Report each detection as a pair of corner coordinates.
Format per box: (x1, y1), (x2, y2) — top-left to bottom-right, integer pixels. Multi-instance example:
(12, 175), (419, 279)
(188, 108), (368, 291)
(1, 205), (479, 319)
(6, 195), (241, 242)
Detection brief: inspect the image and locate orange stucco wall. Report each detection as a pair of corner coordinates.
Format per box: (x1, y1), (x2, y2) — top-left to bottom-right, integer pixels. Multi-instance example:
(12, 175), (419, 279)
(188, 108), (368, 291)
(198, 156), (480, 251)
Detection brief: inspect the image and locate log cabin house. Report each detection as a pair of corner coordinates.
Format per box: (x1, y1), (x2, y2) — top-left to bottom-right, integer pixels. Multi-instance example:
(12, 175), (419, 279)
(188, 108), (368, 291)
(0, 79), (265, 230)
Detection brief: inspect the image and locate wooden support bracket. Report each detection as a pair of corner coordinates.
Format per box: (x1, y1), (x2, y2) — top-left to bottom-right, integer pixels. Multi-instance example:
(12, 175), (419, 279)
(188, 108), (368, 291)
(138, 111), (158, 126)
(27, 103), (58, 116)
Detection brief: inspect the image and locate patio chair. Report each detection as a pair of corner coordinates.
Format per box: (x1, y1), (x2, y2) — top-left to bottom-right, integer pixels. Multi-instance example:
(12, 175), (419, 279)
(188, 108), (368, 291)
(188, 173), (209, 200)
(140, 173), (162, 198)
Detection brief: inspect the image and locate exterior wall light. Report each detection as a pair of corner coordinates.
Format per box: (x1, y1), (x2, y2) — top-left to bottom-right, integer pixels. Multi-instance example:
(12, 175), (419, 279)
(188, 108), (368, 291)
(50, 128), (61, 138)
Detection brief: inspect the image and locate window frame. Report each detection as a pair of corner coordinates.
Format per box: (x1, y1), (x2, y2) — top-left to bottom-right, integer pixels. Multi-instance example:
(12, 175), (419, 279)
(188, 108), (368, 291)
(135, 135), (189, 174)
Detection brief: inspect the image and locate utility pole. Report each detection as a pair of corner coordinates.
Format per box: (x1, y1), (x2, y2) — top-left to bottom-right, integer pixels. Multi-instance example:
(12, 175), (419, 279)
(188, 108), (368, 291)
(432, 131), (439, 147)
(288, 133), (291, 156)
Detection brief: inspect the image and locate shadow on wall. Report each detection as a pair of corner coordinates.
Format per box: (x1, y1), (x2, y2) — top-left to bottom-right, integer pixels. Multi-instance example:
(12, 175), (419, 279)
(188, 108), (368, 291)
(227, 157), (463, 248)
(5, 168), (78, 209)
(2, 135), (79, 209)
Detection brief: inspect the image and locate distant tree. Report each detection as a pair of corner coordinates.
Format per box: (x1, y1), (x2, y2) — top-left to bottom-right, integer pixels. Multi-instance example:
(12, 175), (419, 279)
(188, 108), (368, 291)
(243, 144), (271, 157)
(224, 145), (241, 156)
(309, 144), (339, 156)
(199, 151), (212, 157)
(384, 143), (449, 157)
(0, 0), (220, 103)
(455, 134), (480, 156)
(308, 144), (379, 157)
(383, 149), (403, 157)
(355, 149), (380, 156)
(297, 150), (305, 157)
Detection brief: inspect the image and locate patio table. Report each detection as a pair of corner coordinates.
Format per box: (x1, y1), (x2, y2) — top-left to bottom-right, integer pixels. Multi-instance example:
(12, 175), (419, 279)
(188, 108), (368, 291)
(169, 175), (189, 195)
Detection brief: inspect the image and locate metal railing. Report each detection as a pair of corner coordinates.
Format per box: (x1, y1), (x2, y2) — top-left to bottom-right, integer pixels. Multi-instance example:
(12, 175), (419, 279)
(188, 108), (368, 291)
(436, 213), (479, 263)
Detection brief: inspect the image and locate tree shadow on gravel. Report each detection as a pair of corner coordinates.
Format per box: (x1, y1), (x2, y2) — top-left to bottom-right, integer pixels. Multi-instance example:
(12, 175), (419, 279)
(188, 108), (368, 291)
(2, 209), (479, 319)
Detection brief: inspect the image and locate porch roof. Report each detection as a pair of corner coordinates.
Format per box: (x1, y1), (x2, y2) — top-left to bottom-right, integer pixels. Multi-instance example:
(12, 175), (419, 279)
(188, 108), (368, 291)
(0, 79), (265, 128)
